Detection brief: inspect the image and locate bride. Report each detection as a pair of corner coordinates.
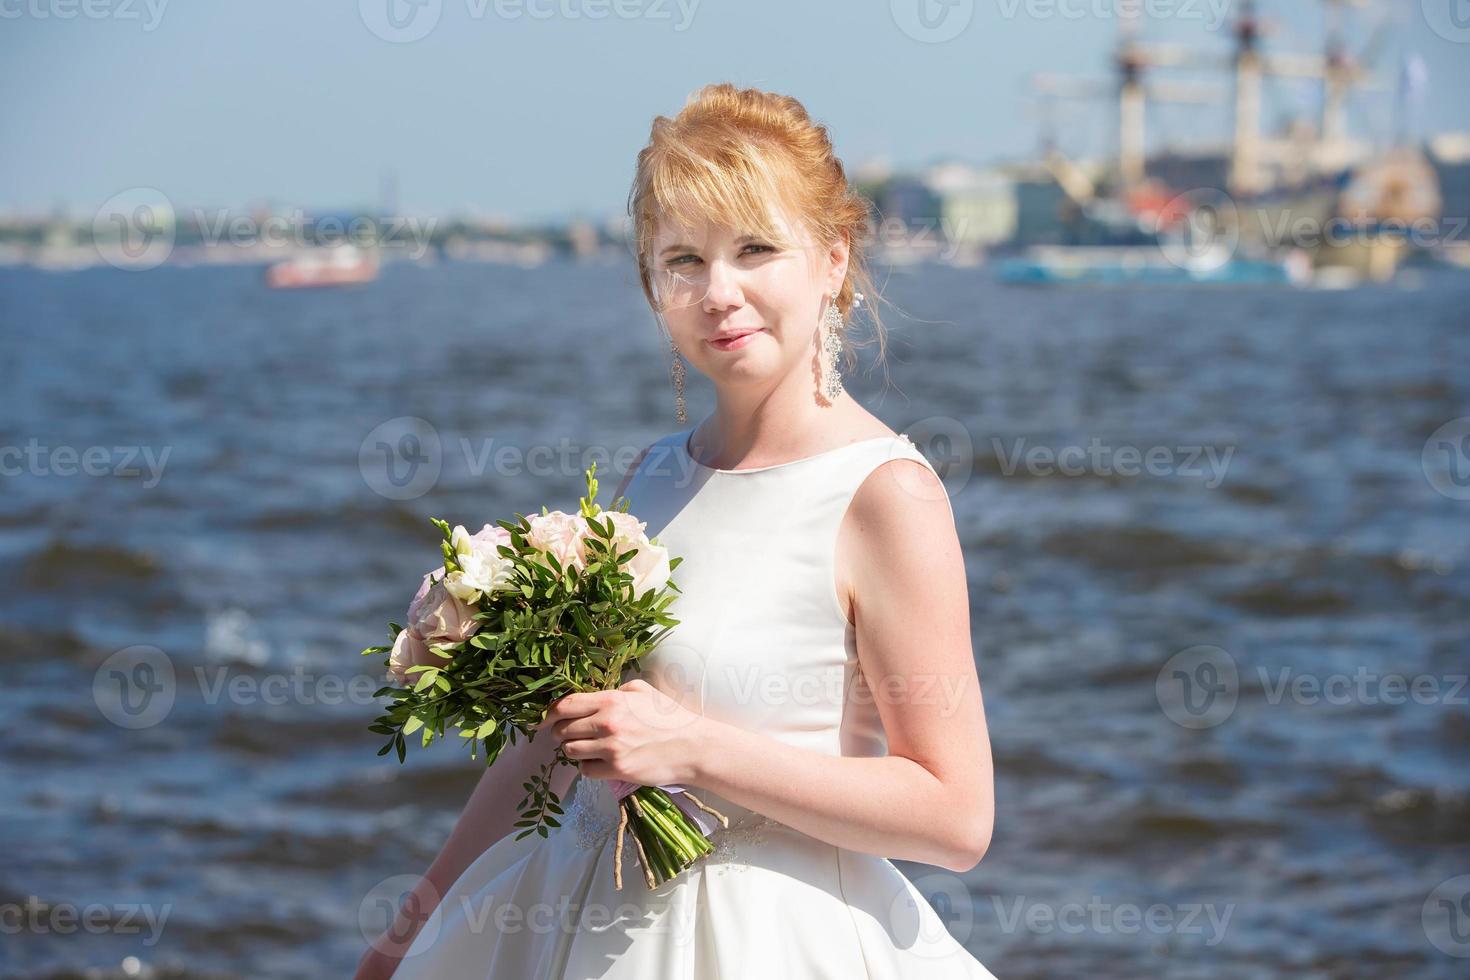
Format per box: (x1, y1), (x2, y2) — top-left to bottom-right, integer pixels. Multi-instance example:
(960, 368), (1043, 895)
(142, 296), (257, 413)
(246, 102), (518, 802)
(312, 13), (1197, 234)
(356, 81), (997, 979)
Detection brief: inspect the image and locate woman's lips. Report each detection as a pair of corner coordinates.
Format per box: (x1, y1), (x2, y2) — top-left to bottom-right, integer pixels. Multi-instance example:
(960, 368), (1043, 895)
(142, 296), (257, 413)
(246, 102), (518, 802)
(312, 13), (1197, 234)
(707, 329), (762, 351)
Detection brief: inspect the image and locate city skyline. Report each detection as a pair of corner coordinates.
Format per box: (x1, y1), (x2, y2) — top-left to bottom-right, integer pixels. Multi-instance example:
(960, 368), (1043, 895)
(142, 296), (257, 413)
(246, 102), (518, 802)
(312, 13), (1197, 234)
(5, 1), (1470, 222)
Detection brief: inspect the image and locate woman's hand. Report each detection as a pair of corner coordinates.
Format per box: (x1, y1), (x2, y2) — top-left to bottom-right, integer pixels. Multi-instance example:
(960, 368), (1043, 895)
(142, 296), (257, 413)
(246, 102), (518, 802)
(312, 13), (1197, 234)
(539, 678), (710, 786)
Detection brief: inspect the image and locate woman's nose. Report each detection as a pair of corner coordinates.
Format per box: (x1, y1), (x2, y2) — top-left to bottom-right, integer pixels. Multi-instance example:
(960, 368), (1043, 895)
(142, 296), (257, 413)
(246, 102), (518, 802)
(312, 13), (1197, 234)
(703, 260), (743, 310)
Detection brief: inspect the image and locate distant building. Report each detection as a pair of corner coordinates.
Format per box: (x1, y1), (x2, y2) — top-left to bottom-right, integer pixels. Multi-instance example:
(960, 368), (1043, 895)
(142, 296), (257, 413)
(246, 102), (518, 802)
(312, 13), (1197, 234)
(926, 163), (1018, 249)
(872, 174), (942, 227)
(1428, 133), (1470, 243)
(567, 220), (600, 258)
(1011, 171), (1074, 246)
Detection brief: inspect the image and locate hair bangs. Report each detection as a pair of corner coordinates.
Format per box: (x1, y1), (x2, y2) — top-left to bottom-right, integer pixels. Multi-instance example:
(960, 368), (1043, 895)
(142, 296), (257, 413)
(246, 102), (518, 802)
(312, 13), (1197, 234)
(644, 137), (804, 253)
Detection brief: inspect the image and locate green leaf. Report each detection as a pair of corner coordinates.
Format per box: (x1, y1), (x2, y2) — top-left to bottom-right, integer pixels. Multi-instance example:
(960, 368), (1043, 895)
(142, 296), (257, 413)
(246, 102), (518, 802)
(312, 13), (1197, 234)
(403, 715), (425, 736)
(521, 673), (562, 692)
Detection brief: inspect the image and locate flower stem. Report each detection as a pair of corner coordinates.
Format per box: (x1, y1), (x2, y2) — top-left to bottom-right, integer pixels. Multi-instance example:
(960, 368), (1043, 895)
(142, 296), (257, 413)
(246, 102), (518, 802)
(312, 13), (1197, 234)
(619, 786), (718, 887)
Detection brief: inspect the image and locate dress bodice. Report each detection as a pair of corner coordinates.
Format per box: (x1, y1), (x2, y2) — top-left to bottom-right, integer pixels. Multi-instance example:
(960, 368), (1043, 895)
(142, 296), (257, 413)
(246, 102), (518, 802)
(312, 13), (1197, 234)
(602, 426), (948, 819)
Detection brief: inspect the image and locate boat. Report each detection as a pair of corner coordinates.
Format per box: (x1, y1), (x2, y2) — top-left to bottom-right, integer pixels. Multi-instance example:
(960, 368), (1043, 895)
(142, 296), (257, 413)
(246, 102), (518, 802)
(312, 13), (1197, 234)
(998, 244), (1309, 286)
(264, 245), (379, 288)
(1019, 0), (1442, 284)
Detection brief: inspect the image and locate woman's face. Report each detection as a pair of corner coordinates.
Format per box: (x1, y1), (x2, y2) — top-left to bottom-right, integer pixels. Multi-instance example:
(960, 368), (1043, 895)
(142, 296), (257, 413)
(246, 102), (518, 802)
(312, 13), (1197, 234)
(650, 208), (847, 391)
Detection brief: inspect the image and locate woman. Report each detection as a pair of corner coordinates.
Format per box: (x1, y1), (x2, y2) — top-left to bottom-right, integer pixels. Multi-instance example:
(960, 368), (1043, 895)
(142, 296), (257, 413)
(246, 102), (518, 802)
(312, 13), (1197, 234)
(358, 82), (997, 979)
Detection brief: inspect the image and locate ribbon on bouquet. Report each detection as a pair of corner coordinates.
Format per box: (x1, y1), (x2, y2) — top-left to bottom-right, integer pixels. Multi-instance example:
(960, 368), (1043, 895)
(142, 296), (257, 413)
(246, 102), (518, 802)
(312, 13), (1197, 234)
(603, 780), (729, 889)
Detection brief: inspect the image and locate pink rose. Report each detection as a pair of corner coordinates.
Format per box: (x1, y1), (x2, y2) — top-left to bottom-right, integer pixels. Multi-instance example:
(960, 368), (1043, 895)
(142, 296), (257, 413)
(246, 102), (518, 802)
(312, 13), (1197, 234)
(407, 567), (445, 622)
(408, 576), (479, 646)
(595, 510), (647, 556)
(526, 510), (591, 572)
(470, 523), (512, 549)
(387, 627), (434, 686)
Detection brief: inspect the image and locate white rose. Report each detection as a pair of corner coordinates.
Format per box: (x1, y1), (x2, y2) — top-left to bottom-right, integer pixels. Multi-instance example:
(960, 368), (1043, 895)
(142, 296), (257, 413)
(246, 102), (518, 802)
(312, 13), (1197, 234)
(446, 523), (517, 601)
(626, 539), (672, 598)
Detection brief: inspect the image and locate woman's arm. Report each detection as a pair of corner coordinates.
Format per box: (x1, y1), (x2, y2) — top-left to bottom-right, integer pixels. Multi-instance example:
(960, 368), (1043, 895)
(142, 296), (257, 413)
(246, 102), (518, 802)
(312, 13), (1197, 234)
(356, 730), (578, 978)
(690, 457), (994, 871)
(358, 441), (657, 975)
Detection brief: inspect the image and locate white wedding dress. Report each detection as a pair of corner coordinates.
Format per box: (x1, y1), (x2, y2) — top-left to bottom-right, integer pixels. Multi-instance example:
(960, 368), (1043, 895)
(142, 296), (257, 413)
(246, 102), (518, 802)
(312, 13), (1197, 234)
(392, 427), (998, 978)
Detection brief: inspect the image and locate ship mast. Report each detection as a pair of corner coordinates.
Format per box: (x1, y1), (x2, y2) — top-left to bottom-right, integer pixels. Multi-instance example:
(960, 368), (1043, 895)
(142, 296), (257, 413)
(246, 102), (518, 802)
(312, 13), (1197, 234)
(1028, 2), (1390, 196)
(1028, 15), (1217, 193)
(1117, 13), (1148, 188)
(1230, 1), (1265, 194)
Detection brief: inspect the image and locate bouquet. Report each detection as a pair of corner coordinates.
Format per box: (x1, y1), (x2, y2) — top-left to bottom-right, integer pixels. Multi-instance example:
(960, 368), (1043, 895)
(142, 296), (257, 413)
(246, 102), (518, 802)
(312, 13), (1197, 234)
(361, 462), (728, 889)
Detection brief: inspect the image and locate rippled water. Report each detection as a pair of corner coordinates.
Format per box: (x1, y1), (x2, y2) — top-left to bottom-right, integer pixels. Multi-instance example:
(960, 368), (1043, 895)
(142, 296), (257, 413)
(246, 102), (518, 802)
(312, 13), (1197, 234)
(3, 259), (1468, 978)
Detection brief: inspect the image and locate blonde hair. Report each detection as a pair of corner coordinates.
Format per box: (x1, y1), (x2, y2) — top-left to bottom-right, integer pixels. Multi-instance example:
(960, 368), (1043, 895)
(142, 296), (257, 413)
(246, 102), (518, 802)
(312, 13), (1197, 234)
(627, 82), (889, 380)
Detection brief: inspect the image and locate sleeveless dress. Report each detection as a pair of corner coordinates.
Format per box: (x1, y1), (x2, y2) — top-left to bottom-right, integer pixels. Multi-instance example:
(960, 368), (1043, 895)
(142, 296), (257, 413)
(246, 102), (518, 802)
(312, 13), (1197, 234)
(391, 426), (998, 979)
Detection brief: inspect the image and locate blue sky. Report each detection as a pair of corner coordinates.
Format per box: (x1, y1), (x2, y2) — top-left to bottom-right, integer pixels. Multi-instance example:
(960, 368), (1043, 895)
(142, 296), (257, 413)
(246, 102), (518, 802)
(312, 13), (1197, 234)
(4, 0), (1468, 222)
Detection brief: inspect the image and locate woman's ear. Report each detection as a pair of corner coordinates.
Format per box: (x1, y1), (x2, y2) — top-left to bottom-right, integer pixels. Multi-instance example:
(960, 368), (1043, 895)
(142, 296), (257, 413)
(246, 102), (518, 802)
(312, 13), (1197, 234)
(827, 233), (851, 293)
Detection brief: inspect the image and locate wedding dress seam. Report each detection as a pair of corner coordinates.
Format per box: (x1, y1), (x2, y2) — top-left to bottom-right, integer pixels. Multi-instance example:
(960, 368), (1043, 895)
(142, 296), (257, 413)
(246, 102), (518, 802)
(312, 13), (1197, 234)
(831, 844), (875, 979)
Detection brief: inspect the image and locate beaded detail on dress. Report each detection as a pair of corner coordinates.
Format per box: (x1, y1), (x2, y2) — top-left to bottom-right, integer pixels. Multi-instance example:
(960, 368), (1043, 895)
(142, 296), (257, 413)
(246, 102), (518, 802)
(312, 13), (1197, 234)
(705, 813), (780, 876)
(565, 777), (619, 853)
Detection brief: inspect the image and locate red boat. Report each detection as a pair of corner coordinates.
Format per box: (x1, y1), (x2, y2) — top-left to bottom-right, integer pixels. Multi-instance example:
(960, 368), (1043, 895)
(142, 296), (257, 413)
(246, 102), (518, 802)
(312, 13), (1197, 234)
(265, 246), (379, 288)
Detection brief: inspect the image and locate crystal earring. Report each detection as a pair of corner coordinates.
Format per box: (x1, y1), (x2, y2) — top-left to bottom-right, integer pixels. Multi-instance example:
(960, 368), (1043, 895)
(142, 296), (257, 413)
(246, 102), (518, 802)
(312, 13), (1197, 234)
(821, 289), (846, 401)
(669, 336), (688, 424)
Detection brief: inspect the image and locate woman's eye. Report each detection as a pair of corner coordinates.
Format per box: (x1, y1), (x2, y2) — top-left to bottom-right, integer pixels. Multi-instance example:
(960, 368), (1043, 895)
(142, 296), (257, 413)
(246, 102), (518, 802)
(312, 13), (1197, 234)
(665, 244), (770, 269)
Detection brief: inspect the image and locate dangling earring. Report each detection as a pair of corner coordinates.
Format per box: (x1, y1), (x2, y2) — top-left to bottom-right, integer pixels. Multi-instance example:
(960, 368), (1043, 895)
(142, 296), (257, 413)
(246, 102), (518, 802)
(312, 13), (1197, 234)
(669, 336), (688, 424)
(821, 289), (847, 401)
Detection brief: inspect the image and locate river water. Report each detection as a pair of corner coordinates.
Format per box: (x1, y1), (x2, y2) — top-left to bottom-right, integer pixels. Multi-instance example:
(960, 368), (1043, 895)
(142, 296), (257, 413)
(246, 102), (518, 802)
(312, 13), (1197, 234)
(2, 258), (1468, 978)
